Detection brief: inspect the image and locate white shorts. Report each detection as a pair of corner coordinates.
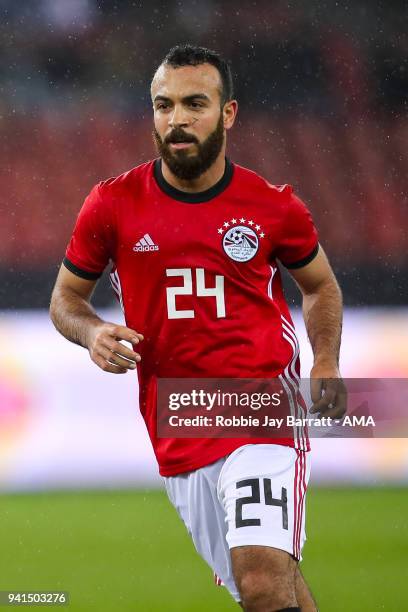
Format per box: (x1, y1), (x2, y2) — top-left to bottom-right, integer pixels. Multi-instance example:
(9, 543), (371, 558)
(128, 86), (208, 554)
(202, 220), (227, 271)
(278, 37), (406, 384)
(164, 444), (311, 602)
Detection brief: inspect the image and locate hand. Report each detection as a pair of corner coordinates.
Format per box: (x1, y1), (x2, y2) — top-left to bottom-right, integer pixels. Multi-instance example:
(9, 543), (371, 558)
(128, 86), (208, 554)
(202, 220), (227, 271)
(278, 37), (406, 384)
(87, 322), (144, 374)
(309, 361), (347, 419)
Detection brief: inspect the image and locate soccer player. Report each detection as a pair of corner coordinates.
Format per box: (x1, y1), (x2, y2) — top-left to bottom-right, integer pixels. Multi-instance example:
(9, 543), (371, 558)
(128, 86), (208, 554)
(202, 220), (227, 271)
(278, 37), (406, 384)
(50, 45), (346, 611)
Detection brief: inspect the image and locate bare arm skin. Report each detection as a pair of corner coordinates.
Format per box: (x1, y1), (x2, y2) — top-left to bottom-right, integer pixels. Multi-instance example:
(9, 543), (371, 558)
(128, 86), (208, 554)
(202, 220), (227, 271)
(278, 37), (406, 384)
(289, 246), (347, 418)
(50, 264), (143, 374)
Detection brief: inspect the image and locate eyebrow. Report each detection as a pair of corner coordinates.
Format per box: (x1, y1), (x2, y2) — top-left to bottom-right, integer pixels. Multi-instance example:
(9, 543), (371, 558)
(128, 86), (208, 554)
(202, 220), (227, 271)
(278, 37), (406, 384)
(153, 93), (211, 103)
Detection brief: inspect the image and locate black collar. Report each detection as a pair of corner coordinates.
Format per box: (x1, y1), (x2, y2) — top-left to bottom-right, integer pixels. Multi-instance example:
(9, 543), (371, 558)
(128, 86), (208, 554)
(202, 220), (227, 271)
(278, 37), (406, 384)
(153, 157), (234, 203)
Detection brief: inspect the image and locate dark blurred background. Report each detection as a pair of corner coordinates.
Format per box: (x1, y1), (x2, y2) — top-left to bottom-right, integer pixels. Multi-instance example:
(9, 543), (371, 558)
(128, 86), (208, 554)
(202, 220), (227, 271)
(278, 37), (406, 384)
(0, 0), (406, 308)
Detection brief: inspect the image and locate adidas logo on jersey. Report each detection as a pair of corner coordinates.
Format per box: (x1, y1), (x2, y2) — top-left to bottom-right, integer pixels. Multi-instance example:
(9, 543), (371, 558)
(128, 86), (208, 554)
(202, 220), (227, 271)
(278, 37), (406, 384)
(133, 234), (159, 252)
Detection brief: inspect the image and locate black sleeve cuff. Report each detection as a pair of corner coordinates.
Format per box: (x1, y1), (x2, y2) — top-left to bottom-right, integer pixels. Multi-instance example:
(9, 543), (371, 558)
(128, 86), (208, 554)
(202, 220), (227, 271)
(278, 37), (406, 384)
(63, 257), (103, 280)
(281, 243), (320, 269)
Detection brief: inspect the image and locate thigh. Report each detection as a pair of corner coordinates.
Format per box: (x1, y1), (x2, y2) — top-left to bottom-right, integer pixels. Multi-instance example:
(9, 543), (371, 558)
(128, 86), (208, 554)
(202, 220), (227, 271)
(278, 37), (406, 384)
(217, 444), (311, 561)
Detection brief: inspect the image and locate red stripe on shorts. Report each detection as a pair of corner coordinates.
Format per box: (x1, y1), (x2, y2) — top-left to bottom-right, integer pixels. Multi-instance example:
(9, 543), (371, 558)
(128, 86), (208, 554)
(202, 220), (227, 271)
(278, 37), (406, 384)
(299, 453), (307, 557)
(295, 450), (307, 559)
(296, 450), (304, 558)
(293, 449), (300, 557)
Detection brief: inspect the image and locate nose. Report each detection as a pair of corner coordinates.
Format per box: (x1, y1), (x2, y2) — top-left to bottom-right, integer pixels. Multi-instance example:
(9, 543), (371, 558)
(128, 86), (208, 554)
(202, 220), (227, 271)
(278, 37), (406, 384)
(168, 104), (190, 128)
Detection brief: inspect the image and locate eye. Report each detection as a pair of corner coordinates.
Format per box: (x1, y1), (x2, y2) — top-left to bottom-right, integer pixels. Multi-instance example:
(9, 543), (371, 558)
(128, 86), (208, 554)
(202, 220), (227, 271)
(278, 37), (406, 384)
(190, 101), (203, 108)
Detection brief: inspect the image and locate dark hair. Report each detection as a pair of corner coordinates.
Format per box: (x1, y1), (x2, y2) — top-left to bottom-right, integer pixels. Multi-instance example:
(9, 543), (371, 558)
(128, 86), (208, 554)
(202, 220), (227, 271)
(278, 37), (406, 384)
(160, 44), (234, 105)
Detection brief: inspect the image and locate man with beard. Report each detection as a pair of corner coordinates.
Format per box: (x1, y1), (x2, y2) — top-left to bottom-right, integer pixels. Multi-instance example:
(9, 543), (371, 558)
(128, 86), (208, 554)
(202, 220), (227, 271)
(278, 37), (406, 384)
(50, 45), (345, 611)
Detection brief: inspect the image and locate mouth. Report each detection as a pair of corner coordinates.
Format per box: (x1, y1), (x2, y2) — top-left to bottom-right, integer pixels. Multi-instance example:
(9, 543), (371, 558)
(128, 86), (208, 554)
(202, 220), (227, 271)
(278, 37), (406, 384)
(168, 142), (196, 150)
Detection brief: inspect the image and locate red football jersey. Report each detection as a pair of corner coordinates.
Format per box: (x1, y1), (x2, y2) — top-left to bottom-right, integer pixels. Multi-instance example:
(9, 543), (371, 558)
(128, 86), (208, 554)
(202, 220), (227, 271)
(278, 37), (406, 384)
(64, 159), (318, 476)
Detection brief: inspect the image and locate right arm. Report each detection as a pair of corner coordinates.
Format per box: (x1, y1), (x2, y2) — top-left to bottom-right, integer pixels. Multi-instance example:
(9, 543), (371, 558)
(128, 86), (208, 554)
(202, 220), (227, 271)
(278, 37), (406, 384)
(50, 264), (143, 374)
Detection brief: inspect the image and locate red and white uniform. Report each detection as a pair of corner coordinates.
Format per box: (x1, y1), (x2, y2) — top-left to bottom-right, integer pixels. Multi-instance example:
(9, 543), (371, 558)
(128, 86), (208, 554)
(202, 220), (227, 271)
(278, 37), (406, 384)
(64, 158), (319, 476)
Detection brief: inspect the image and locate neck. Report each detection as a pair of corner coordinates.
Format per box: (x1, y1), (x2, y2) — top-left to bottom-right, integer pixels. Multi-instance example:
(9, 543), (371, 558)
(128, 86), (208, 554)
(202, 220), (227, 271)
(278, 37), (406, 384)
(161, 150), (226, 193)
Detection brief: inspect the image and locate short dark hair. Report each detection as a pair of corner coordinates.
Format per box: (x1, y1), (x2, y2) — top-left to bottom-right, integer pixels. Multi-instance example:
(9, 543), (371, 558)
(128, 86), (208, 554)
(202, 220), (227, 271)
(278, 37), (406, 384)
(160, 44), (234, 105)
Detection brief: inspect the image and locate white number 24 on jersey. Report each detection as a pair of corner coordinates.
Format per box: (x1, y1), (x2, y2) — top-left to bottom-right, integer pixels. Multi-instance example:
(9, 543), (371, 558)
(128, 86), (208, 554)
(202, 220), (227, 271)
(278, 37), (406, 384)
(166, 268), (226, 319)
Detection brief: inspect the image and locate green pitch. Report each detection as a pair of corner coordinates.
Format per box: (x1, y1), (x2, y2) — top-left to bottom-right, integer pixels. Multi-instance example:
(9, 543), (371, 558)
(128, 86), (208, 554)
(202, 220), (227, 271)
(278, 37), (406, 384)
(0, 487), (406, 611)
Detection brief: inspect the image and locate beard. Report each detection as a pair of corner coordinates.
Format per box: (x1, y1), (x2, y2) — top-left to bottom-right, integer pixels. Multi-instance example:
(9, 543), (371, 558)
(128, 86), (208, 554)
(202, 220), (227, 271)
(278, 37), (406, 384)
(153, 113), (225, 180)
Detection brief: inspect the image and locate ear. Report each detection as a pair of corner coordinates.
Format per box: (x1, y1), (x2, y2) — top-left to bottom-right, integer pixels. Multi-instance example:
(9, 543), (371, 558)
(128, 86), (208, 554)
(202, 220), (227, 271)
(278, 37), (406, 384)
(223, 99), (238, 130)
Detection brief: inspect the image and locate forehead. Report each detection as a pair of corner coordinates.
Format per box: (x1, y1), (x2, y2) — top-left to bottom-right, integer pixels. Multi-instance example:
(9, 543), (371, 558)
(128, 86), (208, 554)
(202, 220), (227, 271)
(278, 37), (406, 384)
(151, 63), (222, 101)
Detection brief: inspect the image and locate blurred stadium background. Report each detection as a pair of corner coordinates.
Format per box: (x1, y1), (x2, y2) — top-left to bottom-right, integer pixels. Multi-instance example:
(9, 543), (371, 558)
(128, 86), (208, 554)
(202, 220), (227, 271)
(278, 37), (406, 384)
(0, 1), (407, 610)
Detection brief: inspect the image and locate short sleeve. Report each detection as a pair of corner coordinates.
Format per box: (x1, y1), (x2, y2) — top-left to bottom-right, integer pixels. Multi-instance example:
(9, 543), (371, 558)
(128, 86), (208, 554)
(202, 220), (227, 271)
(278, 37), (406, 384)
(64, 184), (114, 279)
(275, 192), (319, 269)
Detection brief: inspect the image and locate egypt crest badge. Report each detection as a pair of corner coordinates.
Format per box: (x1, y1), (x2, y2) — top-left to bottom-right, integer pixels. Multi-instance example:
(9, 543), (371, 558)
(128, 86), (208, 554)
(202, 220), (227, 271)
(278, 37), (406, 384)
(218, 218), (265, 262)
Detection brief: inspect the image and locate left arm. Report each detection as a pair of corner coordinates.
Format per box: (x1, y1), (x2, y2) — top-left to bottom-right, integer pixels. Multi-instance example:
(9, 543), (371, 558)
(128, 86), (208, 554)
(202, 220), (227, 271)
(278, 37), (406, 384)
(289, 245), (347, 418)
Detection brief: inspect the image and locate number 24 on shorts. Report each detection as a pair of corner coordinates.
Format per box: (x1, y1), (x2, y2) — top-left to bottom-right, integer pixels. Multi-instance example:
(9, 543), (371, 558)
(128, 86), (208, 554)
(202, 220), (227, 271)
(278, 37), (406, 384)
(235, 478), (288, 530)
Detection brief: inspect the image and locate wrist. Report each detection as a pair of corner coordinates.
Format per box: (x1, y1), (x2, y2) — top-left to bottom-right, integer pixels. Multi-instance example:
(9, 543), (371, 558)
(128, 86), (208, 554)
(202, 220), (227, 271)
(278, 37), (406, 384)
(312, 356), (340, 377)
(83, 317), (105, 350)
